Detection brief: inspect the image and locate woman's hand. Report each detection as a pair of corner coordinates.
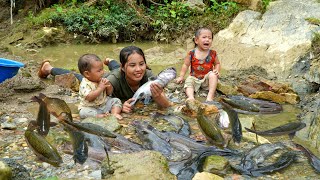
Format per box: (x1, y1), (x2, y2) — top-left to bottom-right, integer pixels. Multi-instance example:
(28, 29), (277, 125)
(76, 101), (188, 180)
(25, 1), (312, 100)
(150, 83), (163, 98)
(150, 83), (172, 108)
(122, 98), (135, 113)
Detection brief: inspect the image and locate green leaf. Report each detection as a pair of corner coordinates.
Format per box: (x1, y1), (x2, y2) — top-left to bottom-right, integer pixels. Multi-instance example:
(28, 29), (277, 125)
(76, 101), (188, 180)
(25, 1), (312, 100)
(56, 7), (63, 13)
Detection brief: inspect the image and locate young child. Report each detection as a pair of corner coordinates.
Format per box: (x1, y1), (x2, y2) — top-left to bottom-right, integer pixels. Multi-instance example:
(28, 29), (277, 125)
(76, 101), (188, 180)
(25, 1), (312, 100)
(78, 54), (123, 120)
(176, 27), (221, 102)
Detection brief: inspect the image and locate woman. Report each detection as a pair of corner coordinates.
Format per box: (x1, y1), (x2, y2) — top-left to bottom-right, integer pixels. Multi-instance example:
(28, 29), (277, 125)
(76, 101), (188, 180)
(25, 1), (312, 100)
(38, 46), (172, 113)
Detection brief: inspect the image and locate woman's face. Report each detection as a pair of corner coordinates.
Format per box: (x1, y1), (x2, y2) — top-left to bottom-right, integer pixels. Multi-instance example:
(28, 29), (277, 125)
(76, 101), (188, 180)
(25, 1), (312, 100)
(123, 52), (146, 84)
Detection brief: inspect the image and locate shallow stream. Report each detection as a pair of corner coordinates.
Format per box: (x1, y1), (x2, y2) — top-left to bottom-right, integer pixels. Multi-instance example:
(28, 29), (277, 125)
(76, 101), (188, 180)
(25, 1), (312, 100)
(16, 43), (320, 178)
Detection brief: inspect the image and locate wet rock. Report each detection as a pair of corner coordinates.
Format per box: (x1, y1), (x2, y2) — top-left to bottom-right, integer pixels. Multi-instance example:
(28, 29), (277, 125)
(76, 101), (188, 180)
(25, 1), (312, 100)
(294, 79), (320, 95)
(249, 91), (299, 104)
(202, 155), (229, 176)
(239, 116), (254, 131)
(217, 81), (238, 95)
(0, 158), (32, 180)
(55, 73), (80, 92)
(296, 94), (320, 152)
(12, 75), (46, 93)
(242, 132), (270, 144)
(0, 161), (12, 180)
(1, 122), (17, 130)
(101, 150), (175, 179)
(183, 99), (219, 117)
(193, 172), (223, 180)
(81, 115), (121, 132)
(237, 75), (295, 96)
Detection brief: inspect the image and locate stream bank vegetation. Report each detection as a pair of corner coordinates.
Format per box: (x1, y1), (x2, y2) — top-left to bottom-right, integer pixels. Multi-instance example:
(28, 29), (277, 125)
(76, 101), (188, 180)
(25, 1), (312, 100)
(25, 0), (246, 43)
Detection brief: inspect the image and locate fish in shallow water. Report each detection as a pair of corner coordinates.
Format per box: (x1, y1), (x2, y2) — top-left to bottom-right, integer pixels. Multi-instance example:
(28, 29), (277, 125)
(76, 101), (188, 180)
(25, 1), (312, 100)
(220, 96), (260, 112)
(132, 120), (173, 159)
(196, 106), (225, 147)
(220, 95), (283, 114)
(31, 96), (51, 136)
(36, 93), (73, 122)
(245, 121), (306, 139)
(294, 143), (320, 173)
(24, 122), (62, 167)
(130, 67), (176, 106)
(221, 102), (242, 145)
(58, 112), (116, 138)
(151, 112), (191, 136)
(249, 151), (297, 177)
(240, 142), (286, 171)
(63, 123), (88, 164)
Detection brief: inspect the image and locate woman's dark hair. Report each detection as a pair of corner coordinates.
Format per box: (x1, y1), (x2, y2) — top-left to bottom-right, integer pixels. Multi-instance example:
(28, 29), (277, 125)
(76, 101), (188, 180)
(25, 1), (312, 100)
(119, 46), (146, 67)
(78, 54), (101, 75)
(193, 27), (213, 47)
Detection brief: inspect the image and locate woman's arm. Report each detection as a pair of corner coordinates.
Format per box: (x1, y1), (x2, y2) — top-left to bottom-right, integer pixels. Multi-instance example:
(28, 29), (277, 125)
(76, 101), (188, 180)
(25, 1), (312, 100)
(150, 83), (172, 108)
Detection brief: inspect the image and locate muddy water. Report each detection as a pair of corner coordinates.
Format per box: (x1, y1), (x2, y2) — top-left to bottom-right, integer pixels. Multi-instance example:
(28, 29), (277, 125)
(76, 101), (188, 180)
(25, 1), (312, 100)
(11, 42), (184, 74)
(18, 43), (319, 178)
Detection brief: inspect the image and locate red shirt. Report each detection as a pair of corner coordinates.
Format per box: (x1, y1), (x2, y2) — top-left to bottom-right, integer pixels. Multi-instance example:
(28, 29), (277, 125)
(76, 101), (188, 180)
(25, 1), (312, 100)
(189, 49), (218, 79)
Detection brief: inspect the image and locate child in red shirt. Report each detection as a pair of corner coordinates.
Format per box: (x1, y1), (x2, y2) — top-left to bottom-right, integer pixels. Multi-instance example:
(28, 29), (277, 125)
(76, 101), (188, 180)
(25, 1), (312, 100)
(176, 27), (221, 102)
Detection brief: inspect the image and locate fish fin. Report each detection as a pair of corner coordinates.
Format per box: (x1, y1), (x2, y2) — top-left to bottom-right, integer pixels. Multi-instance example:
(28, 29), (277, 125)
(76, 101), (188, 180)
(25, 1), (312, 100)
(143, 96), (152, 105)
(288, 132), (296, 140)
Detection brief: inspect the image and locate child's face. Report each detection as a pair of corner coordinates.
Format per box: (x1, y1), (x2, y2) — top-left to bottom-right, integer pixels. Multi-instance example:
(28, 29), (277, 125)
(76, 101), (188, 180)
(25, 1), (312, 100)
(195, 29), (212, 50)
(122, 52), (146, 84)
(84, 60), (105, 83)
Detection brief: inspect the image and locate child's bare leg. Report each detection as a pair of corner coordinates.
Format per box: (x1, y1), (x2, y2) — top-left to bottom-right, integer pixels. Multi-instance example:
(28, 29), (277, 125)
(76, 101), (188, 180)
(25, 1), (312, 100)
(185, 87), (195, 100)
(111, 106), (123, 120)
(206, 73), (218, 101)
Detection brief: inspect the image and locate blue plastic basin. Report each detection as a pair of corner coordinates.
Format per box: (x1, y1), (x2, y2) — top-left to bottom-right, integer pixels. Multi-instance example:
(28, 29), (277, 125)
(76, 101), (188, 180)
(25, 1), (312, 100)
(0, 58), (25, 83)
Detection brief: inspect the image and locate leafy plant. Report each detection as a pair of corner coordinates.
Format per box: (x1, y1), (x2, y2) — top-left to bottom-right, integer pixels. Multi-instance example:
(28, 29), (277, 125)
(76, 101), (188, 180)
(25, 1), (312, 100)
(261, 0), (272, 11)
(25, 0), (242, 42)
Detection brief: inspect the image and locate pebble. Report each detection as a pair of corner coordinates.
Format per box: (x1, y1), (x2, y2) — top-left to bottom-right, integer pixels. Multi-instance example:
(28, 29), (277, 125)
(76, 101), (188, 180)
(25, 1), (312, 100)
(1, 122), (17, 130)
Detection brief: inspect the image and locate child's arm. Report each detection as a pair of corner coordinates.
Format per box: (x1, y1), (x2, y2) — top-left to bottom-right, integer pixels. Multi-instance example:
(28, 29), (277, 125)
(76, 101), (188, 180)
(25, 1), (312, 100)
(212, 57), (221, 77)
(101, 78), (113, 96)
(175, 56), (191, 83)
(85, 78), (109, 102)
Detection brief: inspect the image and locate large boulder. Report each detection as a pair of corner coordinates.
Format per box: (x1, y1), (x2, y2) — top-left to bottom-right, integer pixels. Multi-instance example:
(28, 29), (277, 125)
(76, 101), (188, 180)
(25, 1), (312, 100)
(213, 0), (320, 80)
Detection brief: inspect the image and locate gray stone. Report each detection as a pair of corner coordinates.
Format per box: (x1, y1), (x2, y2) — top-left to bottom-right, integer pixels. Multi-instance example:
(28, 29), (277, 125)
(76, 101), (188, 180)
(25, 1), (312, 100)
(81, 115), (121, 132)
(101, 150), (175, 179)
(213, 0), (320, 80)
